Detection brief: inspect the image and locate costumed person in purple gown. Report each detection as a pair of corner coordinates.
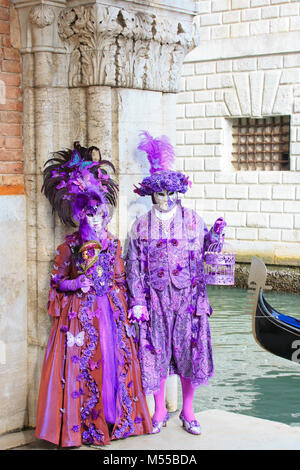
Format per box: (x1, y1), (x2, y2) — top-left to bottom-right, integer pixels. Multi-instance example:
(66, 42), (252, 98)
(125, 132), (226, 435)
(35, 142), (152, 447)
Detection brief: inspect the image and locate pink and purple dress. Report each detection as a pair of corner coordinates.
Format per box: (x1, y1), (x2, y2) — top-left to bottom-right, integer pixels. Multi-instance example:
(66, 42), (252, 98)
(126, 203), (220, 395)
(35, 232), (152, 447)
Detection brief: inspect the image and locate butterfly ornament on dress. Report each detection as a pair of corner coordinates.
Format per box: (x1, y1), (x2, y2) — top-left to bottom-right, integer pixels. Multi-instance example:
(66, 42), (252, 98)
(125, 323), (136, 339)
(66, 331), (85, 347)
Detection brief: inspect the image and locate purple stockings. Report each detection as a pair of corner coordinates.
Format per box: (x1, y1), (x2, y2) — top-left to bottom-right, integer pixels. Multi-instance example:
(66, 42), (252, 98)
(180, 376), (197, 422)
(152, 377), (168, 423)
(153, 375), (197, 423)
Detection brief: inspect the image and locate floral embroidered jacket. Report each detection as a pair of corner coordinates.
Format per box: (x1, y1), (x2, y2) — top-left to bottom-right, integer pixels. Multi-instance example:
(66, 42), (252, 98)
(126, 203), (222, 317)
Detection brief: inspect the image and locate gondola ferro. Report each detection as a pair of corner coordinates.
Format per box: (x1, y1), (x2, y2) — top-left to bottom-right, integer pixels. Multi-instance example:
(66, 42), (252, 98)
(246, 256), (300, 364)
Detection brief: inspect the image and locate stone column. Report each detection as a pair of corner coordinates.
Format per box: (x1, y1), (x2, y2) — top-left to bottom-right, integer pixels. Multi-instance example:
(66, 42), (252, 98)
(12, 0), (70, 426)
(13, 0), (199, 426)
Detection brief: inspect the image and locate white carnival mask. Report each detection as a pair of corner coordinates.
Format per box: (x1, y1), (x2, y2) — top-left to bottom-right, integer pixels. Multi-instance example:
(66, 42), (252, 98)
(153, 189), (178, 212)
(86, 203), (110, 234)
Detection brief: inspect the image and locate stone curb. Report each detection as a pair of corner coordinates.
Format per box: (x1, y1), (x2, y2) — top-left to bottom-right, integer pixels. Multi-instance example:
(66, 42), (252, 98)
(0, 429), (35, 450)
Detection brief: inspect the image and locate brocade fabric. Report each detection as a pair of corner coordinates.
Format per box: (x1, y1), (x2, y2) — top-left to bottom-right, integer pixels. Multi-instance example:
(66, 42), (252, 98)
(125, 203), (217, 394)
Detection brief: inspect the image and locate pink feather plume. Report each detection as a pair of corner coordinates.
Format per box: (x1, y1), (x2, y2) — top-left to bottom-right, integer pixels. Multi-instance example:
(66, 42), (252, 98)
(138, 131), (175, 175)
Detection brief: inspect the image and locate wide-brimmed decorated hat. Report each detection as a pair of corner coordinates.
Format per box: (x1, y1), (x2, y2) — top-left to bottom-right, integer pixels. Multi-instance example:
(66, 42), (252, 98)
(134, 131), (191, 197)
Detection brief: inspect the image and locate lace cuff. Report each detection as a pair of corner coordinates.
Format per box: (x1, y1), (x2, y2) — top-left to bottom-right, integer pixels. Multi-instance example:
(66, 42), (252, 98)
(128, 305), (149, 324)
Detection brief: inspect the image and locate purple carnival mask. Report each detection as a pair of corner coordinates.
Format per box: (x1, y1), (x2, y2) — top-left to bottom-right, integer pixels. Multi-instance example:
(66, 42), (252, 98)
(153, 189), (178, 212)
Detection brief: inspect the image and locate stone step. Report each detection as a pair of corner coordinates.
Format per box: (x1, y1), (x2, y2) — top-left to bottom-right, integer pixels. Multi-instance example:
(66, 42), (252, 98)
(4, 409), (300, 450)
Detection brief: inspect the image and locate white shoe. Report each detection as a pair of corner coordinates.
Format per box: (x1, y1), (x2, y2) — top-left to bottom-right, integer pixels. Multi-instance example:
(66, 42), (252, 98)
(179, 411), (202, 435)
(151, 411), (170, 434)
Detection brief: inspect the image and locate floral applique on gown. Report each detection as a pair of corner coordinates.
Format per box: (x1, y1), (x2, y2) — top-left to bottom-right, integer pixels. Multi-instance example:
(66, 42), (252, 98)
(35, 232), (152, 447)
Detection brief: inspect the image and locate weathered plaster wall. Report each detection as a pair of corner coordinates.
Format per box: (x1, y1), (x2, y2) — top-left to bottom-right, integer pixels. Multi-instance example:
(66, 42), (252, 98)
(0, 0), (27, 435)
(0, 195), (27, 434)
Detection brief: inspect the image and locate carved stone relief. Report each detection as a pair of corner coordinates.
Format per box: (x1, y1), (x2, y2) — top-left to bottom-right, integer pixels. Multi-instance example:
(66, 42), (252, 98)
(29, 4), (55, 29)
(58, 4), (199, 92)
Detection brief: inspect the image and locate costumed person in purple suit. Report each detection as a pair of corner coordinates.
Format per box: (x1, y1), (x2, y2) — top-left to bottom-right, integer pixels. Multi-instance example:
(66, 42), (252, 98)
(35, 142), (152, 447)
(125, 132), (226, 435)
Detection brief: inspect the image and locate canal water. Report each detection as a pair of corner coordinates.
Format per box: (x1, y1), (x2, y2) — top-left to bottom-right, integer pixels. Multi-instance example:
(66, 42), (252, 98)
(177, 286), (300, 427)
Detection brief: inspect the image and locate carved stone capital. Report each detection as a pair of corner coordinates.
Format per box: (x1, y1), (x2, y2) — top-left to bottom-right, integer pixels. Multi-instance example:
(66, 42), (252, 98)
(29, 4), (55, 28)
(58, 3), (199, 92)
(11, 0), (67, 53)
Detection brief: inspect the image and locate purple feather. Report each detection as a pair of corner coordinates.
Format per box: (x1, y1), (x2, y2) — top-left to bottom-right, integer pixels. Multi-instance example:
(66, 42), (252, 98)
(138, 131), (175, 175)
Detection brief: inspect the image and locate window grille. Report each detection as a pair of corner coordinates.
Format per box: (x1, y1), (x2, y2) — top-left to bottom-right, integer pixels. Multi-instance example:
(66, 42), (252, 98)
(231, 116), (290, 171)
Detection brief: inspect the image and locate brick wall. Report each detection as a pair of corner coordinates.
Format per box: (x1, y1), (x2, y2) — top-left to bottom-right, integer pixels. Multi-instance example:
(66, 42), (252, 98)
(177, 0), (300, 265)
(0, 0), (23, 195)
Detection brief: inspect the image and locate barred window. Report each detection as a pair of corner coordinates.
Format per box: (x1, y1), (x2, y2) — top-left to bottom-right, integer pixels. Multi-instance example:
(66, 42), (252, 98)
(231, 116), (290, 171)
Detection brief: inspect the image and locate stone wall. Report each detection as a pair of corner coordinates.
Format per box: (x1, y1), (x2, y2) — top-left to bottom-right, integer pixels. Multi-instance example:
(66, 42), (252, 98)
(177, 0), (300, 267)
(196, 0), (300, 41)
(0, 0), (27, 435)
(234, 261), (300, 293)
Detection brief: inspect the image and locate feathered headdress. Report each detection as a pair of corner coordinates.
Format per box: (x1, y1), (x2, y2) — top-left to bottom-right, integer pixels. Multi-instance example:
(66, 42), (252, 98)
(137, 131), (175, 175)
(42, 141), (118, 227)
(134, 131), (191, 197)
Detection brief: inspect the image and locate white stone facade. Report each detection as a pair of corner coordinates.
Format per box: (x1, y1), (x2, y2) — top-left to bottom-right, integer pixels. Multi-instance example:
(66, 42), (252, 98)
(176, 0), (300, 266)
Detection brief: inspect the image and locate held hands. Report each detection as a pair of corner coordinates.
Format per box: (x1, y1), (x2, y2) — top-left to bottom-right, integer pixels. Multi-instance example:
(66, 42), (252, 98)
(128, 305), (149, 325)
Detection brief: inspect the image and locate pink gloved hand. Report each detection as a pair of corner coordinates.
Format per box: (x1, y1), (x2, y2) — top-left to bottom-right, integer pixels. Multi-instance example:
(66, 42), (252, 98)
(58, 275), (93, 293)
(213, 217), (227, 235)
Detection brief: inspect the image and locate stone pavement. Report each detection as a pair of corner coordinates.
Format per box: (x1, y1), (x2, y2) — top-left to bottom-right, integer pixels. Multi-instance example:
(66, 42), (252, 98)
(2, 409), (300, 451)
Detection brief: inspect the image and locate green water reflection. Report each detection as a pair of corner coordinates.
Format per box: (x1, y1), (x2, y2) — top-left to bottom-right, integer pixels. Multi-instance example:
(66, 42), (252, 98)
(178, 286), (300, 426)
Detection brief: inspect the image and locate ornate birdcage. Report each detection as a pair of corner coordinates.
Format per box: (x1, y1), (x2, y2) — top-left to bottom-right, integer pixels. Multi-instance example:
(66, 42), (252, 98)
(204, 242), (236, 286)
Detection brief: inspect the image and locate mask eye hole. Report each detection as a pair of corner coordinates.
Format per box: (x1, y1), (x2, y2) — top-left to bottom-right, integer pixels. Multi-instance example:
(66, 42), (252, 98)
(168, 192), (174, 196)
(157, 192), (164, 197)
(86, 212), (94, 218)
